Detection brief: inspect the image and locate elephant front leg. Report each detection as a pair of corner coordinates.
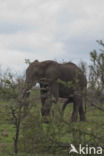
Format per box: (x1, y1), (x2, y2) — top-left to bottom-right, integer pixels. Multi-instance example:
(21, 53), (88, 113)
(40, 91), (52, 117)
(51, 81), (59, 104)
(40, 95), (47, 116)
(40, 94), (52, 124)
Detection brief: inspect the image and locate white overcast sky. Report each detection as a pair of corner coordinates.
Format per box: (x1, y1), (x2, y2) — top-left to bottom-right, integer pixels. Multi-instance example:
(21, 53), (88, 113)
(0, 0), (104, 73)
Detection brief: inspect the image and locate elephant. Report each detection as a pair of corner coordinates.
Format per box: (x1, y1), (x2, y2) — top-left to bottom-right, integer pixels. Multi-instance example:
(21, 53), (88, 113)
(23, 60), (87, 122)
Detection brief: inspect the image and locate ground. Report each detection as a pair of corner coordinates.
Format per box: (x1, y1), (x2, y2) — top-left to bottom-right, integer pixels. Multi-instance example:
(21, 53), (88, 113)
(0, 89), (104, 156)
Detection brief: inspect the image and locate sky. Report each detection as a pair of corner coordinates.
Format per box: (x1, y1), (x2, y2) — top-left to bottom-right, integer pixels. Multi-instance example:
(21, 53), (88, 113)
(0, 0), (104, 73)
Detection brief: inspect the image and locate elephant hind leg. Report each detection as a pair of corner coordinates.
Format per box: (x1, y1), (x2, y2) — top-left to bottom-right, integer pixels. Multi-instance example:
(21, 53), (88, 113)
(71, 96), (81, 122)
(62, 97), (73, 112)
(79, 103), (86, 121)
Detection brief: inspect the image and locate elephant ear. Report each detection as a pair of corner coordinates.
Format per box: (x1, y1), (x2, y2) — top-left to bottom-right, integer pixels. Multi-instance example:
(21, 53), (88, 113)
(45, 66), (60, 83)
(28, 60), (39, 70)
(34, 60), (39, 63)
(29, 60), (39, 66)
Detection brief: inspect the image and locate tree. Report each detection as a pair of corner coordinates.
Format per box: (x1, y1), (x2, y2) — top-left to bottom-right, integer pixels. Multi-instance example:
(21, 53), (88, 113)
(88, 40), (104, 108)
(89, 40), (104, 89)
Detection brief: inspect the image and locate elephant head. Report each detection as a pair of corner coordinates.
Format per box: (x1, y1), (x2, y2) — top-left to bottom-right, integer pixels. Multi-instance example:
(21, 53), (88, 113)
(23, 60), (42, 97)
(23, 60), (57, 97)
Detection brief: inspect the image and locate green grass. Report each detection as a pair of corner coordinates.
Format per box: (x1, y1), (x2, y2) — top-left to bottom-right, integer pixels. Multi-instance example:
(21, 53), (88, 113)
(0, 90), (104, 156)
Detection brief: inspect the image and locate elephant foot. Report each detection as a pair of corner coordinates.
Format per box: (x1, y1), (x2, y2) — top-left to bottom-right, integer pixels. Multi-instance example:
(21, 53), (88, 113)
(80, 114), (86, 122)
(44, 120), (50, 124)
(42, 116), (50, 124)
(71, 114), (78, 122)
(80, 116), (86, 122)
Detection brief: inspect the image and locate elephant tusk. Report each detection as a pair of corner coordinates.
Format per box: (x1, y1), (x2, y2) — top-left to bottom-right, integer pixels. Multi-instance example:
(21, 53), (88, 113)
(26, 89), (31, 93)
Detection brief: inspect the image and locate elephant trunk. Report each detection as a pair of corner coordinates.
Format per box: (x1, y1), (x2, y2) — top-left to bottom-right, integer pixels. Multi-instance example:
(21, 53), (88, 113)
(22, 81), (33, 98)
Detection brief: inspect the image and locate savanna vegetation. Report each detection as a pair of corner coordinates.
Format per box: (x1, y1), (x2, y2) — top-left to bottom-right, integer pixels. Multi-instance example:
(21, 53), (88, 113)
(0, 41), (104, 156)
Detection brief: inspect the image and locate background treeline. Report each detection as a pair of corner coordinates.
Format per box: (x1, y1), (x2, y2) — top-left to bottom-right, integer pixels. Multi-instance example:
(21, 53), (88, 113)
(0, 40), (104, 156)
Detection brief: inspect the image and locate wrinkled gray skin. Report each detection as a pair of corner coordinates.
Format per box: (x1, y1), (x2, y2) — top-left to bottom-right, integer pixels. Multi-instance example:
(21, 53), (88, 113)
(23, 60), (87, 122)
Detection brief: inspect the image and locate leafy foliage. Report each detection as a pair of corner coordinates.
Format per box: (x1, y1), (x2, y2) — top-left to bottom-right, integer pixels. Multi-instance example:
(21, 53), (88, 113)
(0, 43), (104, 155)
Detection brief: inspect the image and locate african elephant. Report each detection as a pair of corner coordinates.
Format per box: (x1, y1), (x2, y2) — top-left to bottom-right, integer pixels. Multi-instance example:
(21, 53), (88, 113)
(23, 60), (87, 122)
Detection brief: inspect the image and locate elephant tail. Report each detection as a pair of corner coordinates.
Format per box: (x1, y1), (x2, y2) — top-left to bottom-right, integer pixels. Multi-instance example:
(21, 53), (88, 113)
(84, 98), (87, 113)
(83, 88), (87, 113)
